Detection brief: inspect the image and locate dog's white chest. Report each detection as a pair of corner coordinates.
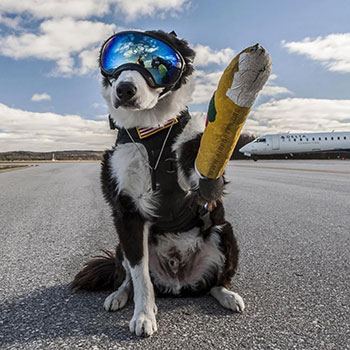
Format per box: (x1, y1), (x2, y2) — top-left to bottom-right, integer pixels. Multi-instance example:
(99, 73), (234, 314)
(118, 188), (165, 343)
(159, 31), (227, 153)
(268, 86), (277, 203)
(109, 143), (157, 217)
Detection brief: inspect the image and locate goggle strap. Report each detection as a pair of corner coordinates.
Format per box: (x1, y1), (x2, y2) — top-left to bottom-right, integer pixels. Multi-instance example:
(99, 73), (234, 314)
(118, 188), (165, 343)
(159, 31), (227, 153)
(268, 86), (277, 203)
(159, 88), (173, 99)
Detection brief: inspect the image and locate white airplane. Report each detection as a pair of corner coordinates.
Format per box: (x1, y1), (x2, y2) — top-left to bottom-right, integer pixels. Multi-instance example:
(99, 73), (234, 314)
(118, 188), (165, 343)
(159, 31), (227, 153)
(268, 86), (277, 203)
(239, 131), (350, 158)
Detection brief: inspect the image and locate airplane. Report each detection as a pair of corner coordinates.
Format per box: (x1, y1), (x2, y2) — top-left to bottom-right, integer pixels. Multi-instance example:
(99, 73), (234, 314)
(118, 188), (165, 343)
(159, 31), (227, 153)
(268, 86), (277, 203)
(239, 131), (350, 158)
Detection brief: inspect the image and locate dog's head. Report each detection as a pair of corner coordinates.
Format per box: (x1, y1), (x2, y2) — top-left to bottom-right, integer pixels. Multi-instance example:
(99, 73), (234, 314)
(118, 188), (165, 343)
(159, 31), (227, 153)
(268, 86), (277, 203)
(100, 30), (195, 129)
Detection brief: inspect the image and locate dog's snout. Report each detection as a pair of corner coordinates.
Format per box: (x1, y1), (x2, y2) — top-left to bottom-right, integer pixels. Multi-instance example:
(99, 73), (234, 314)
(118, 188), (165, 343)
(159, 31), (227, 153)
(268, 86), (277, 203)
(116, 82), (137, 102)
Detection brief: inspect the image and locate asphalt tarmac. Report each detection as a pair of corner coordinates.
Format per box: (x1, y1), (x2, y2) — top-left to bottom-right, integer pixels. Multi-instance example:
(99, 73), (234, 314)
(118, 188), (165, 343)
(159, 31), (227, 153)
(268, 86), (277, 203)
(0, 160), (349, 349)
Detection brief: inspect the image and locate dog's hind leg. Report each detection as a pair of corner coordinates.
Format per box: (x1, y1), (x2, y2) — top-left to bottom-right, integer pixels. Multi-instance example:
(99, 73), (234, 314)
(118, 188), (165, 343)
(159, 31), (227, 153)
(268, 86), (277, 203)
(209, 207), (245, 312)
(104, 260), (132, 311)
(210, 286), (245, 312)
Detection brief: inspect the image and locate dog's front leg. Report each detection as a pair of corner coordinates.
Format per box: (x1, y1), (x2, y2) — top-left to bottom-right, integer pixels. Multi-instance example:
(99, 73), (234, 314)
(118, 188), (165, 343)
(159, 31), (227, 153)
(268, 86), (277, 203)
(114, 197), (157, 337)
(128, 222), (158, 337)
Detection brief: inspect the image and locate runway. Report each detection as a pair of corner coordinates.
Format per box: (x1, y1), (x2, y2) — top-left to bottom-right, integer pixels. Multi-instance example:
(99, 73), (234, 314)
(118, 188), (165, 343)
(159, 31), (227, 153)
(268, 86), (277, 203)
(0, 160), (349, 349)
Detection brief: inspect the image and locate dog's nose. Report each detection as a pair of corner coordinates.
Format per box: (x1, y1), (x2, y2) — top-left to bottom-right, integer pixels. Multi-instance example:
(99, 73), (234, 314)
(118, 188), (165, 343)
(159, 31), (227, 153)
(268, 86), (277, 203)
(116, 82), (137, 103)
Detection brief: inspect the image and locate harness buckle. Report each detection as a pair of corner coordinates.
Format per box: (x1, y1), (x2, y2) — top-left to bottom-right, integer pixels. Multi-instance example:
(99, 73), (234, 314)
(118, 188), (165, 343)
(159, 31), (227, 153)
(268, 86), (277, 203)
(199, 204), (212, 232)
(164, 157), (177, 174)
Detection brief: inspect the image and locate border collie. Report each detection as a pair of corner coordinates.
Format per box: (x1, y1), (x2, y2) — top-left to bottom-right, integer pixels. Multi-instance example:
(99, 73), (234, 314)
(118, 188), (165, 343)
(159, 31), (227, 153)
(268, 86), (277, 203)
(71, 30), (271, 337)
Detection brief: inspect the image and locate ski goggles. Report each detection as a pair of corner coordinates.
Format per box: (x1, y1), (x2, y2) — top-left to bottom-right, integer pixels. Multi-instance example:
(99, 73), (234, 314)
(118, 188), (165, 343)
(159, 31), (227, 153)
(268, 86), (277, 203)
(100, 31), (185, 88)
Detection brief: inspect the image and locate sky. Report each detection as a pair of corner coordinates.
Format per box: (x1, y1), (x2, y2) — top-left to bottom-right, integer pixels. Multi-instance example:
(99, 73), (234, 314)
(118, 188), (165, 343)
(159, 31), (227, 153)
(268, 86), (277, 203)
(1, 0), (350, 151)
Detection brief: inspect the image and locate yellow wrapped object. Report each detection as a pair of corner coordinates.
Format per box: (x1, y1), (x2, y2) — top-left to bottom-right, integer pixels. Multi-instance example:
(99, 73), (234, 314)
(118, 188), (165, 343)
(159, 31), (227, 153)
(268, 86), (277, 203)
(195, 44), (271, 179)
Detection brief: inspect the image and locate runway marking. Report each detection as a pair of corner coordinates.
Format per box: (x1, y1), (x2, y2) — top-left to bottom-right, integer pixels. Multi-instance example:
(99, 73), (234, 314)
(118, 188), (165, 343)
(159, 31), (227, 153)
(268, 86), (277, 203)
(228, 164), (350, 174)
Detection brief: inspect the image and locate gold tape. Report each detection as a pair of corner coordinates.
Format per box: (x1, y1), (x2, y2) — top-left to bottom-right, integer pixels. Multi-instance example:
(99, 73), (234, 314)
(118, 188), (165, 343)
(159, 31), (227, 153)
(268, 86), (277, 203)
(196, 47), (253, 179)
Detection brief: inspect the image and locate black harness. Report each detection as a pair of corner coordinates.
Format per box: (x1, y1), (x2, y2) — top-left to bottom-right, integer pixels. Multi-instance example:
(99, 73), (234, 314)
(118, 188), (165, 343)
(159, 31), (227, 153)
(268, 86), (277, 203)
(113, 110), (209, 233)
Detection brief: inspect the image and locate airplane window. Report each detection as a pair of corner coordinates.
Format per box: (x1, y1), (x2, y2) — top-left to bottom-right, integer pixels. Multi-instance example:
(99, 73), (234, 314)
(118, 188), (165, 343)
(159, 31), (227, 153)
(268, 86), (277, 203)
(344, 136), (347, 140)
(294, 139), (296, 142)
(312, 138), (315, 141)
(338, 137), (340, 140)
(306, 138), (309, 141)
(300, 138), (302, 141)
(331, 137), (334, 140)
(325, 137), (327, 140)
(319, 137), (321, 141)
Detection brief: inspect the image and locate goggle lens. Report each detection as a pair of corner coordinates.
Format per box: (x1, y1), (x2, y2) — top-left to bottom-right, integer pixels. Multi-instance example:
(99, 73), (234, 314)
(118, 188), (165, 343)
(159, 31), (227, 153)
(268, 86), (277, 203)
(101, 32), (183, 87)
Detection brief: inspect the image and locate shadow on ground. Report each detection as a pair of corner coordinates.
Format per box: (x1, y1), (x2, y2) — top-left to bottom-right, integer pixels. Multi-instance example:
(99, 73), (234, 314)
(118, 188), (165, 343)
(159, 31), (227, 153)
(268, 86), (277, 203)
(0, 284), (235, 346)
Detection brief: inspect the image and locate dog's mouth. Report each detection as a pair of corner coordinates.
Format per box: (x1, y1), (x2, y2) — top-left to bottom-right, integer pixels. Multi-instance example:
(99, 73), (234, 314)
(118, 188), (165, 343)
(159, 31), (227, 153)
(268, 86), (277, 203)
(112, 96), (140, 110)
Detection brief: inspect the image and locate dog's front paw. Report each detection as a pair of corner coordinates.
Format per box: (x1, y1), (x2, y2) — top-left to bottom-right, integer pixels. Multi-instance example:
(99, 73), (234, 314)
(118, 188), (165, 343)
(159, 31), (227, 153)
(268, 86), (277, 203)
(210, 286), (245, 313)
(129, 309), (158, 337)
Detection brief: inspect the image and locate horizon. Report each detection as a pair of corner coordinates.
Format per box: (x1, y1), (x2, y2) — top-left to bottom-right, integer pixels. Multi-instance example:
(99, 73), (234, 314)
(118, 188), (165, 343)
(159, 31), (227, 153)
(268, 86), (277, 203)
(1, 0), (350, 152)
(2, 130), (350, 154)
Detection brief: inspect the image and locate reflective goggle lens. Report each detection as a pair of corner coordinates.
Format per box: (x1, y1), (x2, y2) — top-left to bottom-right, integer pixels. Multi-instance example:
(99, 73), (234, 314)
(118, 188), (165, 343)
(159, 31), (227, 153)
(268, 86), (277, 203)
(101, 32), (183, 87)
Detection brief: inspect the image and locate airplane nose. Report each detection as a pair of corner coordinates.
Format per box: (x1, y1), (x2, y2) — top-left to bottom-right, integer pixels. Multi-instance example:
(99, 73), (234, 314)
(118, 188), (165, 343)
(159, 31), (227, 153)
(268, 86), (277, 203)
(239, 145), (248, 153)
(116, 82), (137, 103)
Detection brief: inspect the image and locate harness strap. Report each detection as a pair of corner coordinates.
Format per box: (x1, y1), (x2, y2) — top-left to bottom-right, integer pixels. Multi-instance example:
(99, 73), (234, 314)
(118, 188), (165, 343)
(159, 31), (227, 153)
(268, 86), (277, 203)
(114, 109), (212, 232)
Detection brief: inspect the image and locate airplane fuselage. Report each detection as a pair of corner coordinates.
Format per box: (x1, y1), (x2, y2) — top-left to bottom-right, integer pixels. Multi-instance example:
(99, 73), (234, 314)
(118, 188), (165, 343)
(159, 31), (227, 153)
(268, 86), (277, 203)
(239, 132), (350, 156)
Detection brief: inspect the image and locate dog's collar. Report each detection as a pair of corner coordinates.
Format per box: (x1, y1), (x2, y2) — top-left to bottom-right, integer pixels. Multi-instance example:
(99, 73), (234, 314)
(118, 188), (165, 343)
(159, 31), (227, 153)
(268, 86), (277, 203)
(108, 115), (180, 139)
(136, 118), (178, 139)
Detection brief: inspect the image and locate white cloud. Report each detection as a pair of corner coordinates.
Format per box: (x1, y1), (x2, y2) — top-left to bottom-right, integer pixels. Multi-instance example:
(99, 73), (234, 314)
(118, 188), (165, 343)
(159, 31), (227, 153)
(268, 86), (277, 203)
(0, 2), (229, 78)
(0, 0), (189, 21)
(96, 114), (109, 120)
(259, 72), (293, 97)
(0, 102), (116, 151)
(113, 0), (189, 21)
(78, 47), (101, 75)
(31, 93), (51, 102)
(191, 70), (221, 104)
(243, 97), (350, 135)
(282, 33), (350, 73)
(0, 18), (116, 76)
(259, 85), (292, 97)
(0, 0), (111, 19)
(193, 44), (234, 67)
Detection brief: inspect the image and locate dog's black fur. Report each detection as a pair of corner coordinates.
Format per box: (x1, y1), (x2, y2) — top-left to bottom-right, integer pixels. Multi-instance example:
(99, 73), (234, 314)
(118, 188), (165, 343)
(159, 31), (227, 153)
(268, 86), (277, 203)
(71, 30), (243, 337)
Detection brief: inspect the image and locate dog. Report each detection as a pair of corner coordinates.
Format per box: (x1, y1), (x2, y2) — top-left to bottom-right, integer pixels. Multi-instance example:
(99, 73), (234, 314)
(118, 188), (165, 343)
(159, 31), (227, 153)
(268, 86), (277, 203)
(71, 30), (270, 337)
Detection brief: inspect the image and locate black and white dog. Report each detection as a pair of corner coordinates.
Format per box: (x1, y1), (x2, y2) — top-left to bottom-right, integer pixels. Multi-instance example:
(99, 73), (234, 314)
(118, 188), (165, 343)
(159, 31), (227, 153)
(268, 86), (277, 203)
(72, 30), (271, 337)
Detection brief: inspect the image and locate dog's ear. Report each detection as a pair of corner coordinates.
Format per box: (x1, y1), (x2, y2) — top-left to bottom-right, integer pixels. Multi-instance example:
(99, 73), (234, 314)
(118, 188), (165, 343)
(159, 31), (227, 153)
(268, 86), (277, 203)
(169, 30), (177, 37)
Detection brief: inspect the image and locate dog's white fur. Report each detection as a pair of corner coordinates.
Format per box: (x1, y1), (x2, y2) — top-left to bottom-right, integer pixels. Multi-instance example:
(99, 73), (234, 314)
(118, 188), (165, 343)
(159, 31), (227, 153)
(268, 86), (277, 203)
(210, 286), (245, 312)
(103, 69), (198, 337)
(172, 112), (206, 191)
(102, 70), (194, 129)
(109, 143), (158, 218)
(148, 226), (226, 295)
(104, 71), (232, 337)
(104, 260), (131, 311)
(101, 44), (271, 336)
(128, 223), (158, 337)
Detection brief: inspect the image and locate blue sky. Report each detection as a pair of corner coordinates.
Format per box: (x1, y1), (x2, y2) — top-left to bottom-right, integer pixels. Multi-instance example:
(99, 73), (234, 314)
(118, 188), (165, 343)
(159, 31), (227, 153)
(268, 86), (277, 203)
(1, 0), (350, 151)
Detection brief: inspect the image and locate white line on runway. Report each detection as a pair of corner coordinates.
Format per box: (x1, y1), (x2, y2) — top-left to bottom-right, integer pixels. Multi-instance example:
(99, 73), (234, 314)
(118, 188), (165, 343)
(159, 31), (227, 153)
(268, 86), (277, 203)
(228, 164), (350, 174)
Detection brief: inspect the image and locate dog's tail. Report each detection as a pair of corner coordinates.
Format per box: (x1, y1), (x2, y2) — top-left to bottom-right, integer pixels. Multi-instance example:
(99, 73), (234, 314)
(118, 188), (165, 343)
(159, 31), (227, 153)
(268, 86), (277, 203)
(70, 249), (125, 291)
